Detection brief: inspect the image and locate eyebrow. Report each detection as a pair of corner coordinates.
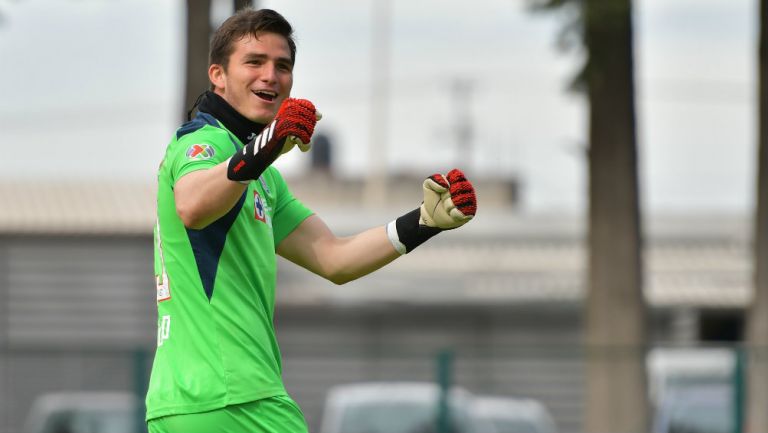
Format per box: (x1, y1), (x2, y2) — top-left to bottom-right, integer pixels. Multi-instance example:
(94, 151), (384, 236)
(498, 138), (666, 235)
(242, 53), (293, 66)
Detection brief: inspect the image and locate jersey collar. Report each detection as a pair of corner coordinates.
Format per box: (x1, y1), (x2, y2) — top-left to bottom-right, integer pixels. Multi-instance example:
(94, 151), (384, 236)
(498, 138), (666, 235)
(195, 91), (266, 146)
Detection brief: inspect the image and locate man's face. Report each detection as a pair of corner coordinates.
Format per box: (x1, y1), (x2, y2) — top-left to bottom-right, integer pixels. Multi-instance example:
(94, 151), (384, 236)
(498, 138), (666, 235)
(210, 32), (294, 123)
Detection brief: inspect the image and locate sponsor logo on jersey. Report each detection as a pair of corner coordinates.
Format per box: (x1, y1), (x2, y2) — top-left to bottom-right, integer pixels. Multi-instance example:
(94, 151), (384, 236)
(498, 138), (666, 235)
(157, 315), (171, 347)
(155, 221), (172, 302)
(156, 274), (171, 302)
(258, 176), (272, 196)
(254, 191), (267, 223)
(186, 144), (215, 160)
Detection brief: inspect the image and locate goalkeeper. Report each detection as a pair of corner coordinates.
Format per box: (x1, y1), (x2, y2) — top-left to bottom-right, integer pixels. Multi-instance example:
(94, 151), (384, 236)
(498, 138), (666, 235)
(146, 8), (477, 433)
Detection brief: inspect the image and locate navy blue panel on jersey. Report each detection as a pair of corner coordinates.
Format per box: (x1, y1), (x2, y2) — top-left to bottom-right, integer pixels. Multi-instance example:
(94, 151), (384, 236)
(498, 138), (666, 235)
(176, 112), (221, 140)
(186, 192), (246, 301)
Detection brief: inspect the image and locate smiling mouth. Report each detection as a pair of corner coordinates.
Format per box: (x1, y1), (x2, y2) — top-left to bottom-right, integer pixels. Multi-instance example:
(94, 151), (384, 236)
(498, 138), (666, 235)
(253, 90), (277, 102)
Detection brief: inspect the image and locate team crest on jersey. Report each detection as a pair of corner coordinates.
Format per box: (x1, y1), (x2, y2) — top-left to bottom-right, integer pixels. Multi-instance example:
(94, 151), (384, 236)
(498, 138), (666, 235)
(186, 144), (215, 160)
(254, 191), (267, 223)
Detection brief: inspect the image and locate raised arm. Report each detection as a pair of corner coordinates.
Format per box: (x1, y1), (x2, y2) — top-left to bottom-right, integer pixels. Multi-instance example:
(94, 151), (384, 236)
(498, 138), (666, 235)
(175, 98), (319, 229)
(277, 169), (477, 285)
(175, 162), (248, 229)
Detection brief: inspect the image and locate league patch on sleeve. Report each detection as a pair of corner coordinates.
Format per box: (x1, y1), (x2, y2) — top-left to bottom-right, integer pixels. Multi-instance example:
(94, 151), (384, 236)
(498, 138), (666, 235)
(186, 144), (215, 160)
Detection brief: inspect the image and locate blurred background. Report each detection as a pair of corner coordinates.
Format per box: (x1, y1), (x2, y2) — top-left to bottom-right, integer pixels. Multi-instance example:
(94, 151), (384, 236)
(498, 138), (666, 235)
(0, 0), (762, 432)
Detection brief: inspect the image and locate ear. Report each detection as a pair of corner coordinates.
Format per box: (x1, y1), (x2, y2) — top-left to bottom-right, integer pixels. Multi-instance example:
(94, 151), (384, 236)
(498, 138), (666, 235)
(208, 64), (226, 91)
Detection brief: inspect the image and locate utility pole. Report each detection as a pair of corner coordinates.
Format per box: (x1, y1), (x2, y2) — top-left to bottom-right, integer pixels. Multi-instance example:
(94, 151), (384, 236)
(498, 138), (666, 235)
(365, 0), (391, 208)
(746, 1), (768, 432)
(452, 79), (474, 172)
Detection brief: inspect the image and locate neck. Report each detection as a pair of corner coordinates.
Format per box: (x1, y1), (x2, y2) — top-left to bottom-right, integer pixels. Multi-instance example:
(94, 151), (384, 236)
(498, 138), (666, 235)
(195, 91), (266, 145)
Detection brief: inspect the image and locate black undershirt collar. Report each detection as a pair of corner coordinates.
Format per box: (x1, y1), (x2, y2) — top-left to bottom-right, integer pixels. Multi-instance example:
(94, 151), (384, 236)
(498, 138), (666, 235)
(194, 91), (266, 146)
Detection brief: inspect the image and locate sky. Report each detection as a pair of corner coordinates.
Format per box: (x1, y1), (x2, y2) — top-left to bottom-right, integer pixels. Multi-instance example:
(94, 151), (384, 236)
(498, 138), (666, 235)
(0, 0), (757, 214)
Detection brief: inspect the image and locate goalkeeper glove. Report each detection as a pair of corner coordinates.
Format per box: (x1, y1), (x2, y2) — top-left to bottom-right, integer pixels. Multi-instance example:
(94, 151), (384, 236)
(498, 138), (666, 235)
(227, 98), (320, 182)
(386, 168), (477, 254)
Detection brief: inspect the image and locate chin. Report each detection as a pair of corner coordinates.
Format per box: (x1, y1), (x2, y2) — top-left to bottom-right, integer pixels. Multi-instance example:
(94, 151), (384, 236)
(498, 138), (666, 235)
(248, 111), (276, 124)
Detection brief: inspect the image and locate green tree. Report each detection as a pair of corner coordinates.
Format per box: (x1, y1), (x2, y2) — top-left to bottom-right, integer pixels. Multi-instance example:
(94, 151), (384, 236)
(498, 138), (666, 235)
(531, 1), (647, 431)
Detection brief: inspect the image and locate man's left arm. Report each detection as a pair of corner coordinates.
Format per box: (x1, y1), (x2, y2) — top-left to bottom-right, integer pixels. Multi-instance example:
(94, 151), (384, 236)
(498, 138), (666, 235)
(276, 169), (477, 285)
(277, 216), (400, 285)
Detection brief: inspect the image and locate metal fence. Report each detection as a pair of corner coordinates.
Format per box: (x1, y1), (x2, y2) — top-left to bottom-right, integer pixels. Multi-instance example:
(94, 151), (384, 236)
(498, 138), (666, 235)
(0, 233), (750, 433)
(0, 341), (749, 433)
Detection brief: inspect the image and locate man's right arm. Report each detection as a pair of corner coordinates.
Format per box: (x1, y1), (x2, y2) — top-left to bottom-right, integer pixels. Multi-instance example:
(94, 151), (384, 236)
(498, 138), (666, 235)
(174, 162), (247, 230)
(176, 97), (319, 230)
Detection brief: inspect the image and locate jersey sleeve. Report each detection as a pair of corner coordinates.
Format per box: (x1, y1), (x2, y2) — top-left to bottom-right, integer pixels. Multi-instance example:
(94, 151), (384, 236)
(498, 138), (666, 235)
(266, 168), (313, 247)
(166, 127), (238, 187)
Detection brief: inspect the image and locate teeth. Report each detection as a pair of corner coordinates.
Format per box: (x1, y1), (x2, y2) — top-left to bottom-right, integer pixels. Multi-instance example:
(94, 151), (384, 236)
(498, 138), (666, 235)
(255, 90), (276, 97)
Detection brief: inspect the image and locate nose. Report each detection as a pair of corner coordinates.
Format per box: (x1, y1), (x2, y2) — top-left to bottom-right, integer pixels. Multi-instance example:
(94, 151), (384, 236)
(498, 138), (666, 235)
(259, 62), (278, 84)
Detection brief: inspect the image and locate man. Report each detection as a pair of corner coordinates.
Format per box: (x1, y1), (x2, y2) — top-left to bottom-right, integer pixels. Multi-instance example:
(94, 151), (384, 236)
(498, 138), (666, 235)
(146, 8), (477, 433)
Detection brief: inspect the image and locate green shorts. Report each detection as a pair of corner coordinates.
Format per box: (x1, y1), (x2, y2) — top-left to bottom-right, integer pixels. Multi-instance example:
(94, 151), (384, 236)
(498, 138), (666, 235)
(147, 395), (308, 433)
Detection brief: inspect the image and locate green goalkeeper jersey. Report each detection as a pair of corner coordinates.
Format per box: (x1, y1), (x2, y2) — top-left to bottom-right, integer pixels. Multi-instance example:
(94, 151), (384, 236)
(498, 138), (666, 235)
(146, 112), (313, 421)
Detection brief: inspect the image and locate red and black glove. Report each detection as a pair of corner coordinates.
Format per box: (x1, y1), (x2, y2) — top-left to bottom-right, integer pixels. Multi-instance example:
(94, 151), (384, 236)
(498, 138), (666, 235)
(227, 98), (319, 182)
(387, 169), (477, 254)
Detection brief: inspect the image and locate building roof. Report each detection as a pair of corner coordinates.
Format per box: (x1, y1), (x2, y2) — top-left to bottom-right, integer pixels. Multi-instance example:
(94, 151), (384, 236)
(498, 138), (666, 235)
(0, 179), (753, 309)
(0, 180), (156, 235)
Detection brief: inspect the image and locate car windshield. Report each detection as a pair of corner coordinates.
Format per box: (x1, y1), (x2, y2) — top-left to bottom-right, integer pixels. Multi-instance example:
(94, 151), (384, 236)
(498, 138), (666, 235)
(665, 403), (731, 433)
(490, 418), (544, 433)
(656, 383), (733, 433)
(337, 401), (472, 433)
(40, 409), (134, 433)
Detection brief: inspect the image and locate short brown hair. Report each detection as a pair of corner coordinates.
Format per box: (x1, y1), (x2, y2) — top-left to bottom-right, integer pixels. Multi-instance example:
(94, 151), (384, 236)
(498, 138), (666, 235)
(209, 8), (296, 70)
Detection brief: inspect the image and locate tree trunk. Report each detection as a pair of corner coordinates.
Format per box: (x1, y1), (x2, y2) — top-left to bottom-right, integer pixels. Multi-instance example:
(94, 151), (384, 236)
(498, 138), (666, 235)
(183, 0), (212, 122)
(746, 0), (768, 432)
(583, 1), (648, 432)
(234, 0), (253, 11)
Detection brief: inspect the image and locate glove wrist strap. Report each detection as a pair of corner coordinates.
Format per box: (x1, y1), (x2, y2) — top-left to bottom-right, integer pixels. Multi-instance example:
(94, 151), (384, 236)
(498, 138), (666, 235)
(386, 220), (407, 255)
(387, 208), (442, 254)
(227, 121), (283, 182)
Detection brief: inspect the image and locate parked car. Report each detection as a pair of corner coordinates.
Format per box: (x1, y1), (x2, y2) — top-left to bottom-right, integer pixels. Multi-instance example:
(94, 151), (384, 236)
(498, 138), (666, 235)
(471, 396), (557, 433)
(319, 382), (497, 433)
(24, 391), (138, 433)
(647, 347), (736, 433)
